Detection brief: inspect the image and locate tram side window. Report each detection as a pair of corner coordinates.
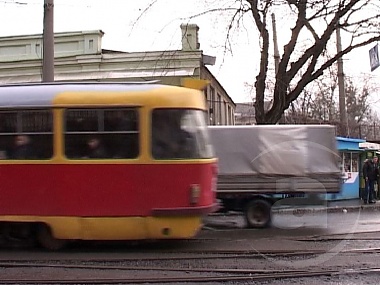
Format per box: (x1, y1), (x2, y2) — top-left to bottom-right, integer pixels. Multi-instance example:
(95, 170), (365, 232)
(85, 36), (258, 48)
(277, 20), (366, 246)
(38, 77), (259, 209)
(64, 108), (139, 159)
(0, 110), (53, 160)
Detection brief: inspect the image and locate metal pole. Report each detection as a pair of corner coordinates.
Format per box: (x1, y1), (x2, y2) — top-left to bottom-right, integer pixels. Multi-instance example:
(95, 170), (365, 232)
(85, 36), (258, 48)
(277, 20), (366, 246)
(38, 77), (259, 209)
(271, 13), (280, 75)
(43, 0), (54, 82)
(336, 25), (346, 136)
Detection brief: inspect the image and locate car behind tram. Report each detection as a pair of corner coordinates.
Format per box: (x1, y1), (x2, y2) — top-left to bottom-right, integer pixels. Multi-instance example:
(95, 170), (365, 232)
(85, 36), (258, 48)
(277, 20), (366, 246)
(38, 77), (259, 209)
(0, 82), (218, 250)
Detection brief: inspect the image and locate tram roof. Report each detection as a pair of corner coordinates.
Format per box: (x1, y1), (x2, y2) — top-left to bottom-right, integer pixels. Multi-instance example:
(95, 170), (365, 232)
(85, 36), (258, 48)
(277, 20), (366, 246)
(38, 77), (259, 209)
(0, 82), (195, 108)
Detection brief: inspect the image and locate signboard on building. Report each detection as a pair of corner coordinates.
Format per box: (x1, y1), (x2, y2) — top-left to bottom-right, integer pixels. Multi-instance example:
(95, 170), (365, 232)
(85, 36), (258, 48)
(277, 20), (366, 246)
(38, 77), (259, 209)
(369, 44), (380, 72)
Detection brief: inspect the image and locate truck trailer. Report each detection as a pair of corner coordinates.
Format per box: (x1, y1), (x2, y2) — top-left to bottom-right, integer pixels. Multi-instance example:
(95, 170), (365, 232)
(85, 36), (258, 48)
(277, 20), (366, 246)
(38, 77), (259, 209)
(208, 125), (341, 228)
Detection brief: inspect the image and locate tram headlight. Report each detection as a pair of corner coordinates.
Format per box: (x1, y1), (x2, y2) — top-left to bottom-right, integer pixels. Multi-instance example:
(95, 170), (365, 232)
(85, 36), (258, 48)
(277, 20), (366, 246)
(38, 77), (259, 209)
(189, 184), (201, 205)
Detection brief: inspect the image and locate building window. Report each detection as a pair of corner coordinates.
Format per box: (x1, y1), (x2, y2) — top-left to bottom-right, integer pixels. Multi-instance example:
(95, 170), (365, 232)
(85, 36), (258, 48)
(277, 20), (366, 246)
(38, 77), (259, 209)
(227, 105), (231, 125)
(210, 86), (215, 125)
(217, 94), (222, 125)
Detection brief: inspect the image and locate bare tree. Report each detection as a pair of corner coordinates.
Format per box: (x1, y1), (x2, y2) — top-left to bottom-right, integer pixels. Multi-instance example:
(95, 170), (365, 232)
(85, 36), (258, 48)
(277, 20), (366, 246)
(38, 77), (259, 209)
(345, 78), (371, 124)
(249, 0), (380, 124)
(288, 63), (341, 124)
(141, 0), (380, 124)
(283, 69), (339, 124)
(283, 71), (375, 138)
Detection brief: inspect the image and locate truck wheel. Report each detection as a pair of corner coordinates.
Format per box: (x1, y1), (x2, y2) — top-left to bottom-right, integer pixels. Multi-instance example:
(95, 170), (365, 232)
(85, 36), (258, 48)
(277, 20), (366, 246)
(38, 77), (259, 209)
(244, 199), (272, 228)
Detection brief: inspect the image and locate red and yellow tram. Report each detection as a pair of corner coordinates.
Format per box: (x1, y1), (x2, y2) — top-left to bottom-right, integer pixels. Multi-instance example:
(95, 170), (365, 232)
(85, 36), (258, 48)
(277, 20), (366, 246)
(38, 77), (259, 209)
(0, 82), (218, 250)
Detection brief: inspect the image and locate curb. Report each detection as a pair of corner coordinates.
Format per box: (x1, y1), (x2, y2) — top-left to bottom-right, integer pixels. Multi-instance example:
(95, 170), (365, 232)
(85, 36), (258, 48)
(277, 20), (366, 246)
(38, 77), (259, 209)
(271, 203), (380, 214)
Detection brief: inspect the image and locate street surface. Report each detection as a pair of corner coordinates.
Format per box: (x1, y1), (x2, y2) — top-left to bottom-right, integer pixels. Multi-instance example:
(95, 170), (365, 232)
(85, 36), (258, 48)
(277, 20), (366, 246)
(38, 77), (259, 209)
(0, 209), (379, 284)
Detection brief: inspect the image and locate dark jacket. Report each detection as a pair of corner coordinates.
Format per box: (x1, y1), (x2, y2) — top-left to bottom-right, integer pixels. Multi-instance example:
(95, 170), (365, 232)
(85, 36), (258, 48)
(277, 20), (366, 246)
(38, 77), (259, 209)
(88, 145), (108, 159)
(11, 144), (35, 159)
(363, 160), (379, 181)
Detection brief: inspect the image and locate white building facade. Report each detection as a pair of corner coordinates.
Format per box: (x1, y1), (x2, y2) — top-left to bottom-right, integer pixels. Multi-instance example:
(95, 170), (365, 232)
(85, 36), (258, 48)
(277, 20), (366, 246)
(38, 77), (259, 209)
(0, 24), (235, 125)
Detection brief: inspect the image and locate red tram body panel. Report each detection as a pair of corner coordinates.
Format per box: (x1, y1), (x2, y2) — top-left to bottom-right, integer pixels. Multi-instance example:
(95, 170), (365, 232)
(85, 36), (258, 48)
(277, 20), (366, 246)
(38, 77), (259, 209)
(0, 163), (216, 217)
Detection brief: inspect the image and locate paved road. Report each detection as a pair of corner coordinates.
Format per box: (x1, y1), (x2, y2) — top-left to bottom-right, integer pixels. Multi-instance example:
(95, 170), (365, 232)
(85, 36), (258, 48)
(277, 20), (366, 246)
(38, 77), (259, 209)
(273, 210), (380, 234)
(0, 208), (379, 284)
(206, 205), (380, 235)
(202, 209), (380, 252)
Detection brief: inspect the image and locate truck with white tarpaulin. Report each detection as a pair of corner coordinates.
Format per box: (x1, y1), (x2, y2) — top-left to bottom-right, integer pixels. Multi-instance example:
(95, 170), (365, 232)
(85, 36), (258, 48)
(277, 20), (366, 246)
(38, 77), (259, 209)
(208, 125), (342, 228)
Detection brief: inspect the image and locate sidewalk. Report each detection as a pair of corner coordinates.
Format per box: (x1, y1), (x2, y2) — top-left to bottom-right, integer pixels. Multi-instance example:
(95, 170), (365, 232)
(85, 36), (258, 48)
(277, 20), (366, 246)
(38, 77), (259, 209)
(272, 198), (380, 214)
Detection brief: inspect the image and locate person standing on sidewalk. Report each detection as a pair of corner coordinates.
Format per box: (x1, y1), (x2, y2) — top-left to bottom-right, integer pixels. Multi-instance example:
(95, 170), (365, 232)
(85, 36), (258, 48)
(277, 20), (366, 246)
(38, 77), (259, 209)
(362, 159), (368, 201)
(374, 156), (380, 200)
(363, 157), (378, 204)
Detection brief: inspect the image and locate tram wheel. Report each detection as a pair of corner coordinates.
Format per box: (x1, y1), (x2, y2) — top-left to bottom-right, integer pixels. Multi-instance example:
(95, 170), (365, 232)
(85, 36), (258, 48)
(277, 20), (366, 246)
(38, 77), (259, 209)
(0, 223), (35, 248)
(244, 199), (272, 228)
(36, 224), (67, 251)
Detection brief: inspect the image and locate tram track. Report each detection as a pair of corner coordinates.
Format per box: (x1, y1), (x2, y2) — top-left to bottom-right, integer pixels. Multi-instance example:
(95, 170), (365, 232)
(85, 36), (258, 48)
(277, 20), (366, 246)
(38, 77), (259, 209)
(0, 267), (380, 284)
(1, 246), (379, 265)
(2, 244), (380, 284)
(0, 247), (379, 274)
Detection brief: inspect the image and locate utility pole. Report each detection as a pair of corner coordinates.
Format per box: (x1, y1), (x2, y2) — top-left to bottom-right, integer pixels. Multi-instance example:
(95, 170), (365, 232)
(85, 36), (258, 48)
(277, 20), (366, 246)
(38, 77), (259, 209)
(336, 25), (347, 136)
(42, 0), (54, 82)
(272, 13), (293, 120)
(271, 13), (280, 75)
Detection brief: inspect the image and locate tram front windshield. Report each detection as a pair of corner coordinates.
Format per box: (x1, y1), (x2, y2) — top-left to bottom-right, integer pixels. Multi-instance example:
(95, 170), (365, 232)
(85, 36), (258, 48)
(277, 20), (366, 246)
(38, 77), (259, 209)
(151, 109), (214, 160)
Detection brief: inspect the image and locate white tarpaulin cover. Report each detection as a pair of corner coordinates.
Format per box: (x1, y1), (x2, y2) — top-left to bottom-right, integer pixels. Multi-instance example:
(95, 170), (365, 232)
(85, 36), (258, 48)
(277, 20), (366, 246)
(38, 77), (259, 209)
(209, 125), (340, 177)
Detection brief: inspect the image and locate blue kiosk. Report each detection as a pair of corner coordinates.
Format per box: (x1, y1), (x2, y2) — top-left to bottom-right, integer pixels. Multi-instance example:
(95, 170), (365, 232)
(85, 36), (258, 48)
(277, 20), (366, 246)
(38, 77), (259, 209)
(328, 137), (365, 200)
